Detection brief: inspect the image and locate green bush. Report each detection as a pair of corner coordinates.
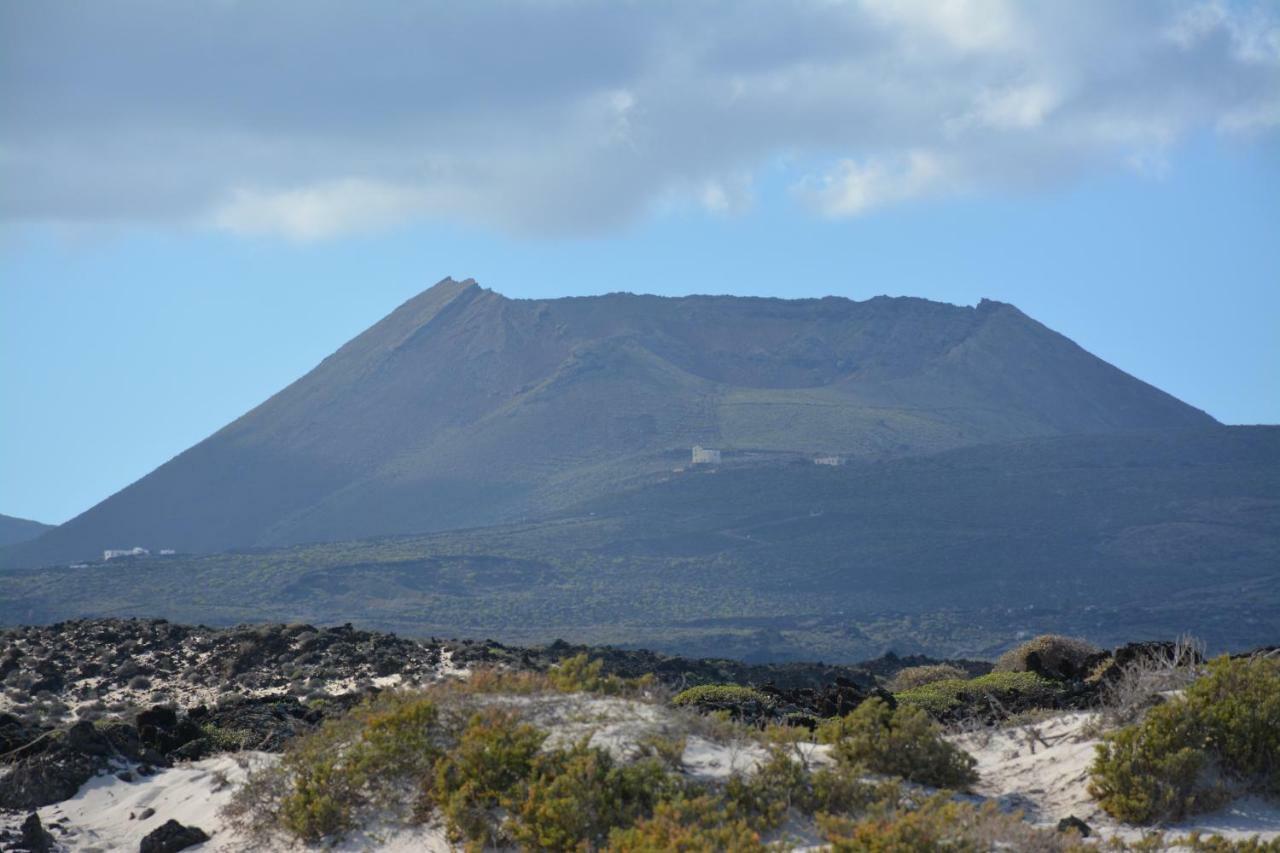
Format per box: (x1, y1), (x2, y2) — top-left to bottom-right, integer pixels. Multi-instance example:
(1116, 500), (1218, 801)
(429, 708), (546, 845)
(994, 634), (1100, 680)
(816, 698), (977, 790)
(279, 754), (356, 841)
(272, 693), (445, 841)
(1089, 655), (1280, 824)
(724, 745), (881, 830)
(670, 684), (774, 708)
(818, 793), (1090, 852)
(886, 664), (968, 693)
(548, 653), (649, 695)
(724, 746), (813, 830)
(895, 671), (1063, 717)
(508, 741), (680, 850)
(606, 795), (767, 852)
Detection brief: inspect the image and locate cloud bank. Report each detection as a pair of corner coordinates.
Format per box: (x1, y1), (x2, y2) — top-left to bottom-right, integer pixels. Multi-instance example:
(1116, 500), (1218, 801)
(1, 0), (1276, 239)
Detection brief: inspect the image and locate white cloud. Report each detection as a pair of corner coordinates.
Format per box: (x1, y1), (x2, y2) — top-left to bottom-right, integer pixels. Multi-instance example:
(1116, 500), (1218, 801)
(210, 180), (428, 241)
(968, 84), (1060, 130)
(1, 1), (1276, 237)
(800, 151), (949, 217)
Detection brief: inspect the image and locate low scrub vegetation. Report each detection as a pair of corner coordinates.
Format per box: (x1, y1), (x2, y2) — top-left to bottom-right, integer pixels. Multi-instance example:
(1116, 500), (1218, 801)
(894, 670), (1064, 718)
(817, 697), (978, 789)
(225, 649), (1278, 850)
(670, 683), (774, 708)
(1089, 654), (1280, 825)
(817, 794), (1092, 852)
(887, 663), (968, 692)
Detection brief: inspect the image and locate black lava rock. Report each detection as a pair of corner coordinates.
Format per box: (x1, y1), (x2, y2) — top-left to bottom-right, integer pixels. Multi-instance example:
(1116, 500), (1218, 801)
(1057, 815), (1091, 837)
(138, 819), (209, 853)
(0, 720), (162, 811)
(18, 812), (55, 852)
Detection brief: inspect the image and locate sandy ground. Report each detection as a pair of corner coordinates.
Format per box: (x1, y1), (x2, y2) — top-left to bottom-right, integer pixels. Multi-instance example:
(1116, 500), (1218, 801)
(951, 711), (1280, 846)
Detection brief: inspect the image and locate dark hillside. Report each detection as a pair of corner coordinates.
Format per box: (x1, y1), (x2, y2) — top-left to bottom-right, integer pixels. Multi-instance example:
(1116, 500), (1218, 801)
(4, 427), (1272, 661)
(0, 514), (52, 547)
(3, 279), (1215, 568)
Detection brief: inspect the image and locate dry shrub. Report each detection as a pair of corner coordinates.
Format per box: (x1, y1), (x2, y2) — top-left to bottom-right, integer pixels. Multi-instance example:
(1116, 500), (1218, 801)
(994, 635), (1100, 680)
(1095, 635), (1205, 727)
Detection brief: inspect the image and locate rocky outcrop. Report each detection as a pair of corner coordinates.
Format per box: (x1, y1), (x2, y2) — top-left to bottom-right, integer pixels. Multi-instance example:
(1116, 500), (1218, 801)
(139, 819), (209, 853)
(0, 720), (159, 810)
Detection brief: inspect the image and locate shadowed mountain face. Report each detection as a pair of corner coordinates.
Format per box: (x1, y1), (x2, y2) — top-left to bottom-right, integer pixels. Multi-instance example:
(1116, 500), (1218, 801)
(4, 278), (1215, 567)
(0, 514), (52, 548)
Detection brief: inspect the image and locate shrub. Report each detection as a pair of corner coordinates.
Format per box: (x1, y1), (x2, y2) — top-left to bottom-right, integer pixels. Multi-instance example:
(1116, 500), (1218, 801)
(1089, 655), (1280, 824)
(895, 671), (1064, 718)
(508, 741), (680, 850)
(724, 745), (813, 830)
(724, 744), (881, 830)
(994, 635), (1100, 680)
(816, 698), (977, 790)
(818, 794), (1090, 852)
(671, 684), (774, 708)
(279, 754), (355, 841)
(886, 664), (968, 693)
(548, 653), (648, 695)
(429, 708), (546, 845)
(606, 795), (767, 852)
(264, 693), (446, 841)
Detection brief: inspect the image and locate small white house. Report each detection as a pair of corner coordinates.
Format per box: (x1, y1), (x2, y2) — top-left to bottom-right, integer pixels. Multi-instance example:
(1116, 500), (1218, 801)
(691, 446), (722, 465)
(103, 546), (149, 561)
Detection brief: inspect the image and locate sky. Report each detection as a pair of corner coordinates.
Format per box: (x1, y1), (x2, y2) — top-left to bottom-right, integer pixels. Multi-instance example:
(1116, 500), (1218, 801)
(2, 0), (1278, 525)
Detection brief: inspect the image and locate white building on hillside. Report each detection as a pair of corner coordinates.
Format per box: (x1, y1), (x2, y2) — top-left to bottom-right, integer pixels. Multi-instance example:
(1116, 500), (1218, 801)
(691, 446), (721, 465)
(103, 546), (149, 561)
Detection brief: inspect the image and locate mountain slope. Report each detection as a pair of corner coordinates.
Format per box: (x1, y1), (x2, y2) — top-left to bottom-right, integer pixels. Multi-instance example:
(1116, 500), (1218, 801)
(0, 514), (53, 547)
(3, 278), (1216, 567)
(3, 427), (1275, 660)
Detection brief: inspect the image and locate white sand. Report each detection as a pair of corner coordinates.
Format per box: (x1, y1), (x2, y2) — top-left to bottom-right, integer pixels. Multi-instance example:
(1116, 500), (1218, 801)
(951, 711), (1280, 846)
(8, 753), (454, 852)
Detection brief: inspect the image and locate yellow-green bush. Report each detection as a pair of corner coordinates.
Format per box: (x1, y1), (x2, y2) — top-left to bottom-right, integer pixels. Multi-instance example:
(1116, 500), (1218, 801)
(671, 683), (775, 708)
(1089, 655), (1280, 824)
(816, 698), (977, 790)
(724, 745), (881, 830)
(429, 708), (546, 845)
(606, 795), (767, 852)
(895, 671), (1063, 717)
(994, 635), (1100, 680)
(886, 663), (968, 693)
(548, 653), (650, 695)
(818, 794), (1090, 852)
(508, 741), (680, 851)
(272, 693), (445, 841)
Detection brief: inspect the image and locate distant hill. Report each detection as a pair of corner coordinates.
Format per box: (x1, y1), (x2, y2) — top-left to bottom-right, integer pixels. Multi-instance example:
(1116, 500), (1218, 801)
(0, 514), (52, 547)
(3, 278), (1216, 568)
(5, 427), (1273, 661)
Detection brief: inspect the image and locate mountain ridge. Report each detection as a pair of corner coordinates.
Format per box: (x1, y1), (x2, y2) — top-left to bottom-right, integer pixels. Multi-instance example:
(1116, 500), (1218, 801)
(0, 513), (53, 547)
(3, 278), (1217, 568)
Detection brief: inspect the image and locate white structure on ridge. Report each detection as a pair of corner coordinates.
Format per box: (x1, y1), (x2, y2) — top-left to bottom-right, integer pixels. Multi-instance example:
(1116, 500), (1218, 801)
(103, 546), (150, 561)
(691, 446), (721, 465)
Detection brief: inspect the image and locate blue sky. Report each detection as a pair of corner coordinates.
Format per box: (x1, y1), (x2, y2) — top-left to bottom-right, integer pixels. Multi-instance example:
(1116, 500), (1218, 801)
(2, 1), (1278, 524)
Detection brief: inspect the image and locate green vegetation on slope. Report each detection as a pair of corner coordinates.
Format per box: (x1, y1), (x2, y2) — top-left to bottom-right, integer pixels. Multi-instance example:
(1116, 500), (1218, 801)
(2, 427), (1276, 662)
